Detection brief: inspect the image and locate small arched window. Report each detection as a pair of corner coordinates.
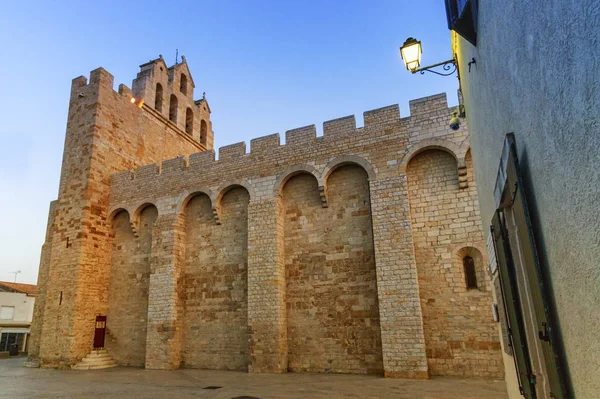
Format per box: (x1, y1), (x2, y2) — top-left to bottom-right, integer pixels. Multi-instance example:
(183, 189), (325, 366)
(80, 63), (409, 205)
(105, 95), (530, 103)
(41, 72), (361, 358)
(185, 108), (193, 135)
(200, 120), (207, 145)
(155, 83), (163, 112)
(169, 94), (178, 123)
(463, 256), (478, 289)
(180, 74), (187, 95)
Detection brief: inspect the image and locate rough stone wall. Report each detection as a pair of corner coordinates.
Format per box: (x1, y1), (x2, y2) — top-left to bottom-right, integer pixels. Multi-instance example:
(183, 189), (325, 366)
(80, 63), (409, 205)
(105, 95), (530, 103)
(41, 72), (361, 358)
(145, 212), (185, 370)
(369, 174), (429, 379)
(407, 149), (503, 378)
(105, 91), (495, 377)
(247, 196), (287, 373)
(106, 206), (156, 366)
(182, 188), (249, 370)
(34, 67), (205, 367)
(34, 60), (503, 380)
(283, 166), (383, 374)
(27, 200), (57, 362)
(38, 74), (99, 367)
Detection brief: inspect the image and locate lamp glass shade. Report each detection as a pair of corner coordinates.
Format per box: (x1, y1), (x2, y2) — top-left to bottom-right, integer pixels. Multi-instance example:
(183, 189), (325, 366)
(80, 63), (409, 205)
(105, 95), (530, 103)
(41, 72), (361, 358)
(400, 38), (422, 72)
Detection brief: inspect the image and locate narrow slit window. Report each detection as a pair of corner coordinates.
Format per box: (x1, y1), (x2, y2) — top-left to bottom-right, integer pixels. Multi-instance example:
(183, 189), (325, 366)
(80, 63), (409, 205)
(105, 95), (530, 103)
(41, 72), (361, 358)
(463, 255), (478, 289)
(200, 119), (207, 145)
(180, 74), (187, 95)
(169, 94), (178, 123)
(185, 108), (193, 135)
(155, 83), (163, 112)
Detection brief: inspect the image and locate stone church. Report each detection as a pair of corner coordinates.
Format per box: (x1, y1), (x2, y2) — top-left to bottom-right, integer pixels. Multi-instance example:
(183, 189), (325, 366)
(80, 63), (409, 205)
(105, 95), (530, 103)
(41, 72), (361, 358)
(29, 56), (503, 378)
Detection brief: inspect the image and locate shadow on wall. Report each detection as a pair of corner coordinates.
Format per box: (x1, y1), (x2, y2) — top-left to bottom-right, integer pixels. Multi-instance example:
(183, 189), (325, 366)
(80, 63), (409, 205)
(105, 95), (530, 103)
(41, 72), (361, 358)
(518, 149), (573, 395)
(182, 187), (250, 371)
(106, 205), (157, 367)
(283, 165), (383, 375)
(406, 149), (502, 378)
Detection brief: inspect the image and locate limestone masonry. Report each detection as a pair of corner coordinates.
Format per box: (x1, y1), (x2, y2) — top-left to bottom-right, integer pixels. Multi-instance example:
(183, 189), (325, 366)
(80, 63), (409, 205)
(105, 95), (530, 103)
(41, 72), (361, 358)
(29, 56), (503, 379)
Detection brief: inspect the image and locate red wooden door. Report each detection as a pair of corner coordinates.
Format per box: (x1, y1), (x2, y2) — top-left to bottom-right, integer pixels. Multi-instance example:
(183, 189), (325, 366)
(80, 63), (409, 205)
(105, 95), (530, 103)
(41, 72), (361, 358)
(93, 316), (107, 349)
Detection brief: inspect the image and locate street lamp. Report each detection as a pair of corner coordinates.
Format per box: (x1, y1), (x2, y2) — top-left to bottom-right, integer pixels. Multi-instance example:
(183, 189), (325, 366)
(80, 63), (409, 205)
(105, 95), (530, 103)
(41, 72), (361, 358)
(399, 37), (458, 76)
(400, 38), (422, 72)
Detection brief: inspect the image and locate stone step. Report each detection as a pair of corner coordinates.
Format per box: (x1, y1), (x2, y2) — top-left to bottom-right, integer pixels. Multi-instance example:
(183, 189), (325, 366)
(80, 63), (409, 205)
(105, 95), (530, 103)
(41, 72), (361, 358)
(81, 357), (114, 365)
(23, 360), (40, 368)
(81, 354), (111, 361)
(72, 361), (117, 370)
(72, 349), (118, 370)
(73, 359), (117, 369)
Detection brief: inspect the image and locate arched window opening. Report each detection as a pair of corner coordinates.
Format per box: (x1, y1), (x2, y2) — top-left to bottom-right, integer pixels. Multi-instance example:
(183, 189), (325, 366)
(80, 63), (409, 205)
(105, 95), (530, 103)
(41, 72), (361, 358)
(180, 74), (188, 95)
(169, 94), (178, 123)
(185, 108), (193, 135)
(155, 83), (163, 112)
(200, 119), (207, 145)
(463, 256), (478, 289)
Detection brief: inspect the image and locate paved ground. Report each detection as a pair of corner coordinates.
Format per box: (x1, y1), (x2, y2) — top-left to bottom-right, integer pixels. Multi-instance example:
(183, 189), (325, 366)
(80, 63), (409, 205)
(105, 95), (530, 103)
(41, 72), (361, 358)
(0, 358), (507, 398)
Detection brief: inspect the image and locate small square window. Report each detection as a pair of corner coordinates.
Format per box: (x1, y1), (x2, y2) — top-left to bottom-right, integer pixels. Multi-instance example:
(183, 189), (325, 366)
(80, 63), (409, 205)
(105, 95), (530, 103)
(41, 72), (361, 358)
(445, 0), (478, 45)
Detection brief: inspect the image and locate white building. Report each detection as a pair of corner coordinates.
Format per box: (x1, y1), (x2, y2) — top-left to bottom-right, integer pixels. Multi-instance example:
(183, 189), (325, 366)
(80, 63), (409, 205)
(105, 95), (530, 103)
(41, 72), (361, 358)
(0, 282), (36, 355)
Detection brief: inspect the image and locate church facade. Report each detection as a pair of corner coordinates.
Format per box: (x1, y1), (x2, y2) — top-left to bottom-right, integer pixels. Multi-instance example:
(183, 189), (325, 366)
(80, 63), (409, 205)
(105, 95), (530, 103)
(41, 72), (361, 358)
(29, 56), (503, 379)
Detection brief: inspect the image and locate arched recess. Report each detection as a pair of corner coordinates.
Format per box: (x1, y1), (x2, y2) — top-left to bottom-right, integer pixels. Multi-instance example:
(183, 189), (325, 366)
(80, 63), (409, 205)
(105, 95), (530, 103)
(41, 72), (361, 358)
(185, 107), (193, 135)
(273, 164), (324, 206)
(180, 74), (188, 95)
(400, 139), (468, 188)
(200, 120), (208, 146)
(321, 155), (376, 206)
(406, 150), (502, 377)
(169, 94), (178, 123)
(155, 83), (163, 112)
(106, 203), (157, 367)
(129, 202), (160, 237)
(283, 164), (383, 374)
(322, 155), (376, 182)
(179, 188), (214, 213)
(214, 180), (254, 224)
(182, 186), (250, 370)
(107, 206), (132, 225)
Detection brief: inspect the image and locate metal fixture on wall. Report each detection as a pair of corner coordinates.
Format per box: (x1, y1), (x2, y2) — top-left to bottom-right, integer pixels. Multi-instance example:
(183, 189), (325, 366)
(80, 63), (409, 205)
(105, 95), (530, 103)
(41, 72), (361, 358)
(399, 37), (457, 77)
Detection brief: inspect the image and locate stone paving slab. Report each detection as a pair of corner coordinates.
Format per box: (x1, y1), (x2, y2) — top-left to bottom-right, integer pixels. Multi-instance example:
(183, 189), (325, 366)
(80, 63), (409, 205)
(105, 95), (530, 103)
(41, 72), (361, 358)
(0, 358), (507, 398)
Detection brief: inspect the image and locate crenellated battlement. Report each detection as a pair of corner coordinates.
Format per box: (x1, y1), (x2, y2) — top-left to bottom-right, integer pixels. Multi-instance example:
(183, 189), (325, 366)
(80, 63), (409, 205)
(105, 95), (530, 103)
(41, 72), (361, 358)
(189, 150), (216, 168)
(72, 62), (453, 176)
(363, 104), (401, 128)
(110, 92), (462, 198)
(70, 67), (116, 96)
(69, 67), (142, 108)
(219, 142), (247, 160)
(324, 115), (356, 138)
(68, 66), (209, 152)
(409, 92), (449, 115)
(250, 133), (280, 153)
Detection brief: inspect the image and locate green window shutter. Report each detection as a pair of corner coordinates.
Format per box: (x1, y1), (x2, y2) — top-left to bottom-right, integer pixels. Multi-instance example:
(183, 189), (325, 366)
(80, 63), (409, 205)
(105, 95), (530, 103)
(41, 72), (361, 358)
(492, 210), (536, 398)
(503, 135), (568, 399)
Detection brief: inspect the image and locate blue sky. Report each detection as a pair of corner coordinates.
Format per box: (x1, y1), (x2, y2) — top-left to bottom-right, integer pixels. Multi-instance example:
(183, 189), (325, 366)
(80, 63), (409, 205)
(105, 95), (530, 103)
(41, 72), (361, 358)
(0, 0), (458, 284)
